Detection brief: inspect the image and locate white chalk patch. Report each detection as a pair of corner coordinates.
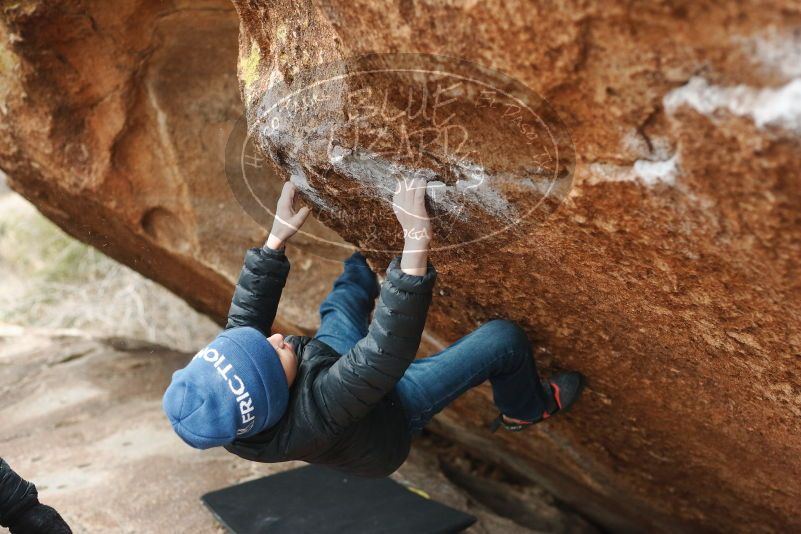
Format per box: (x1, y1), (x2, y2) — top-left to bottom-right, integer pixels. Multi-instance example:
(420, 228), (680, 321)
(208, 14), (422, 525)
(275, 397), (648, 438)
(588, 153), (680, 187)
(622, 129), (650, 156)
(328, 144), (350, 163)
(425, 180), (448, 203)
(288, 161), (330, 210)
(449, 157), (518, 220)
(737, 27), (801, 79)
(632, 154), (680, 186)
(664, 76), (801, 134)
(621, 130), (675, 161)
(325, 148), (568, 221)
(252, 74), (557, 222)
(586, 163), (625, 185)
(328, 148), (432, 198)
(327, 147), (506, 220)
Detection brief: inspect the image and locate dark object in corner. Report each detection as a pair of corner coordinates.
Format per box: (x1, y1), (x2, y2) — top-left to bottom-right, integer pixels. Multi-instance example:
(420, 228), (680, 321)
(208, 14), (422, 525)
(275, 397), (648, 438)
(202, 464), (477, 534)
(0, 458), (72, 534)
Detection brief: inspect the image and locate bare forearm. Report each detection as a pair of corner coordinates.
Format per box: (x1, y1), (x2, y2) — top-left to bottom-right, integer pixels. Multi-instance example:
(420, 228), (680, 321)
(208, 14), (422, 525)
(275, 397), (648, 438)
(400, 238), (430, 276)
(265, 232), (286, 251)
(263, 181), (310, 253)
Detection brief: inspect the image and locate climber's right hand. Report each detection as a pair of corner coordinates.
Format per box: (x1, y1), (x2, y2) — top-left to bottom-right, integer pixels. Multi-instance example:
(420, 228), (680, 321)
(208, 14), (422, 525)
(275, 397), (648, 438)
(265, 181), (311, 251)
(393, 176), (431, 275)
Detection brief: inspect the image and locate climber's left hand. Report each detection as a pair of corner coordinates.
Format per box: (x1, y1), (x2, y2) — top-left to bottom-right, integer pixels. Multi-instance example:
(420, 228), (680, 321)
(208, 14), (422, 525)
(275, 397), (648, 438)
(265, 181), (311, 251)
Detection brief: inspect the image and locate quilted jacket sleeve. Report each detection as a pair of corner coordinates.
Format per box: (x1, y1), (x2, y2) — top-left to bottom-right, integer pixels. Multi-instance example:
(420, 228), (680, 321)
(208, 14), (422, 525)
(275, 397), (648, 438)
(314, 255), (437, 432)
(225, 246), (291, 336)
(0, 458), (38, 528)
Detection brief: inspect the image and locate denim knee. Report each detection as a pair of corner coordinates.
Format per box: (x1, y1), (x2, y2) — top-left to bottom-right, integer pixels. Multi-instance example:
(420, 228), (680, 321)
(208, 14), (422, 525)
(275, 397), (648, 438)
(345, 251), (368, 265)
(342, 254), (378, 296)
(480, 319), (531, 353)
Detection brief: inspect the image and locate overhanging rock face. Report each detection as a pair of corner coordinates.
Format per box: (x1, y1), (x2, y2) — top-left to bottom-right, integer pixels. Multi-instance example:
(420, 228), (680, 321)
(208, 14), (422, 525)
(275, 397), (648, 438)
(2, 0), (801, 531)
(234, 1), (801, 531)
(0, 0), (349, 332)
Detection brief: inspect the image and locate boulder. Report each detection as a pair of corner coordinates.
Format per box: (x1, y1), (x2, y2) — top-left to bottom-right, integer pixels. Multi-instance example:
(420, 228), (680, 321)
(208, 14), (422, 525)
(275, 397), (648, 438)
(0, 0), (349, 333)
(1, 0), (800, 531)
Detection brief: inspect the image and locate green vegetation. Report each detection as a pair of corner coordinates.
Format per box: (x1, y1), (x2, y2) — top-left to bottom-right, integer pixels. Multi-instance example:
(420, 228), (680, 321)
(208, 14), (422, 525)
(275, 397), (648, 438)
(0, 189), (218, 351)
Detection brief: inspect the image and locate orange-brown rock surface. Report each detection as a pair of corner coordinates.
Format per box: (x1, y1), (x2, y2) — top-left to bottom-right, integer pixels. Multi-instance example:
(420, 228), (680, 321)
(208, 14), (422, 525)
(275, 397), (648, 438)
(0, 0), (349, 334)
(2, 1), (800, 532)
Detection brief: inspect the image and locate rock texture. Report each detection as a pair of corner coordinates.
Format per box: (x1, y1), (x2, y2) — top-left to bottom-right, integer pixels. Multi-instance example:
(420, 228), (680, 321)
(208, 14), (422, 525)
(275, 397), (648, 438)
(0, 0), (350, 334)
(2, 1), (801, 532)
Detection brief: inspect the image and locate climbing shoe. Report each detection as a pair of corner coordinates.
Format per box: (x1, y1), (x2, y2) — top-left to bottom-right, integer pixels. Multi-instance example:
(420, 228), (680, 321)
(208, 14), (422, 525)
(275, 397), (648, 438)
(487, 371), (586, 433)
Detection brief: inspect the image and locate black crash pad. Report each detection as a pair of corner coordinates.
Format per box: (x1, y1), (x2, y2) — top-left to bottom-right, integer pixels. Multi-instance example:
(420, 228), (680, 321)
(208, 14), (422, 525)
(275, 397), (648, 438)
(201, 464), (477, 534)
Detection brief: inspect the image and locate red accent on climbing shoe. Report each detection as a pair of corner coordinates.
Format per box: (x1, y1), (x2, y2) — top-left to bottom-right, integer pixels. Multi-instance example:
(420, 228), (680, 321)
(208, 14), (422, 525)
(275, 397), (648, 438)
(551, 382), (563, 410)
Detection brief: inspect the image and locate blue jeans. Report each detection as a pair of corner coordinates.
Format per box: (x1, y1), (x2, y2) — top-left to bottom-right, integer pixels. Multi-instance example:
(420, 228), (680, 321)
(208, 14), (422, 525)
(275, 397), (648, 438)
(315, 252), (548, 436)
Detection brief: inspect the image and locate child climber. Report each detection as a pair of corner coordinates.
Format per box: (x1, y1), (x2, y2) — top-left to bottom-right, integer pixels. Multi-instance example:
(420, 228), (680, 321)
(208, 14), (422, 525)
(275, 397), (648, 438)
(163, 178), (584, 478)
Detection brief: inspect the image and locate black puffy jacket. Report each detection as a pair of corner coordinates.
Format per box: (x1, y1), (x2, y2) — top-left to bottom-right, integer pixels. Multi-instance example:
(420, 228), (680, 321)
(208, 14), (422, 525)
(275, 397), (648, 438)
(0, 458), (37, 529)
(223, 247), (437, 478)
(0, 458), (72, 533)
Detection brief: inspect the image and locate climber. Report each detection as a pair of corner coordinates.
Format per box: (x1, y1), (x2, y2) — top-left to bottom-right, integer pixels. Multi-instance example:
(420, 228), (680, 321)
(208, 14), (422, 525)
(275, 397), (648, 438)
(162, 178), (585, 478)
(0, 458), (72, 534)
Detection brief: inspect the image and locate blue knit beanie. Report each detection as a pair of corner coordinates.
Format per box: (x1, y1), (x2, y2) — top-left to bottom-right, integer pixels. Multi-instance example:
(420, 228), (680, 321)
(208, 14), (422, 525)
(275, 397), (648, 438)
(162, 326), (289, 449)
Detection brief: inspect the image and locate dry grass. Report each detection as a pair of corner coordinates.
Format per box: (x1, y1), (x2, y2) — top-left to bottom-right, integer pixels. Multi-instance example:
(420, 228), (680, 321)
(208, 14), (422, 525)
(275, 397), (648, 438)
(0, 188), (219, 352)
